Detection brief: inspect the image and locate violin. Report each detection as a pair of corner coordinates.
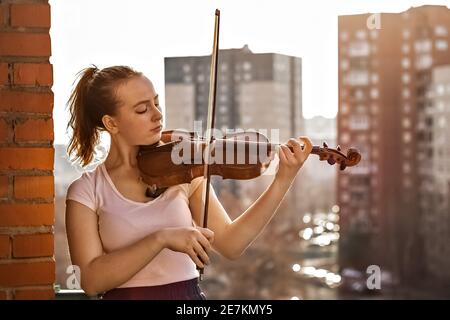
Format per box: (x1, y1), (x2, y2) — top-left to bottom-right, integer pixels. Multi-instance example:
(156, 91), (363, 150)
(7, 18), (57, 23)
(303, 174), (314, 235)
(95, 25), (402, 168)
(137, 129), (361, 191)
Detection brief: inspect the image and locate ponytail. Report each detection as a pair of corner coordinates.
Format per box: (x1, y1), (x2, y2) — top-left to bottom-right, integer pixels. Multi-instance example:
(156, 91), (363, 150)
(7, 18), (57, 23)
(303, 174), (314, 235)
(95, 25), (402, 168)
(66, 65), (142, 167)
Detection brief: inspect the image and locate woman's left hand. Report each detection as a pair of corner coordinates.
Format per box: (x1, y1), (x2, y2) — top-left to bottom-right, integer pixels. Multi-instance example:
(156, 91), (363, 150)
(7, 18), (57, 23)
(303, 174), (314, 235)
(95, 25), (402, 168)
(275, 136), (313, 185)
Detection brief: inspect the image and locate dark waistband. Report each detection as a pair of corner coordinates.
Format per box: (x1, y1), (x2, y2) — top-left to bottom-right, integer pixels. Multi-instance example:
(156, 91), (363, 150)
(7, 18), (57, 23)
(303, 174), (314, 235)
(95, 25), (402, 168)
(101, 277), (205, 300)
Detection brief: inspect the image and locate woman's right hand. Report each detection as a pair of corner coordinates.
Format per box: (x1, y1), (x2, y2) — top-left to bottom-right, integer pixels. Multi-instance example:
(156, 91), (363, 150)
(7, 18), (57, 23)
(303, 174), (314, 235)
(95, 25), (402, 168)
(157, 226), (214, 268)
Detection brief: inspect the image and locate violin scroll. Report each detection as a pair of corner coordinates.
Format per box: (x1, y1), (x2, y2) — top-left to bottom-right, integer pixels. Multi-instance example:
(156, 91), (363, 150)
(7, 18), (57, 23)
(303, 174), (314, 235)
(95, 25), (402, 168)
(312, 143), (361, 171)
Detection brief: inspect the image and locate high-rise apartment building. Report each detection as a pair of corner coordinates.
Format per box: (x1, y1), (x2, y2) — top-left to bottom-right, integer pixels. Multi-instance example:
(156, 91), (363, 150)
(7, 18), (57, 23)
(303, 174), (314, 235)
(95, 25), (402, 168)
(165, 46), (303, 207)
(338, 5), (450, 287)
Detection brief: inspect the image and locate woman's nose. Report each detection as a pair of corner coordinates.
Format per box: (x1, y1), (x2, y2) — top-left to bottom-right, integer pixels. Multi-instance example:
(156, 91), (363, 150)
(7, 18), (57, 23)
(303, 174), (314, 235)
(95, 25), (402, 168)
(152, 105), (163, 122)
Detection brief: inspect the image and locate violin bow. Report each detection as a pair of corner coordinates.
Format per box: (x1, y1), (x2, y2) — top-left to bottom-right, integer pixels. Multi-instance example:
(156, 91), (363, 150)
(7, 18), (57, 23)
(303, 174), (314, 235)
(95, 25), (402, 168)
(198, 9), (220, 280)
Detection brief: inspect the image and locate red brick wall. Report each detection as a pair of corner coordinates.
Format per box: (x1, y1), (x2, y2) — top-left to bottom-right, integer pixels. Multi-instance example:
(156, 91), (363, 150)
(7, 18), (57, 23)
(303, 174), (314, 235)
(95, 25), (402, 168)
(0, 0), (54, 300)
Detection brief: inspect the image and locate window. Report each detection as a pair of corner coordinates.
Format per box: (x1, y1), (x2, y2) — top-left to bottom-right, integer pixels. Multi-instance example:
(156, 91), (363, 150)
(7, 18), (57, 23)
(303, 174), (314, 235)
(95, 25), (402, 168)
(243, 73), (252, 81)
(348, 41), (370, 57)
(349, 115), (369, 130)
(197, 74), (205, 82)
(402, 73), (410, 84)
(340, 132), (350, 144)
(341, 192), (350, 203)
(402, 88), (410, 99)
(436, 40), (448, 51)
(354, 89), (365, 100)
(219, 105), (227, 114)
(415, 54), (432, 70)
(403, 103), (411, 113)
(371, 73), (379, 84)
(242, 61), (251, 71)
(414, 39), (432, 53)
(435, 25), (448, 37)
(402, 44), (410, 54)
(340, 59), (349, 70)
(402, 29), (410, 39)
(355, 30), (367, 40)
(370, 30), (378, 39)
(402, 58), (410, 69)
(345, 70), (369, 86)
(403, 132), (412, 143)
(436, 84), (445, 95)
(438, 116), (446, 128)
(356, 104), (366, 113)
(370, 88), (379, 99)
(402, 118), (411, 129)
(182, 64), (191, 73)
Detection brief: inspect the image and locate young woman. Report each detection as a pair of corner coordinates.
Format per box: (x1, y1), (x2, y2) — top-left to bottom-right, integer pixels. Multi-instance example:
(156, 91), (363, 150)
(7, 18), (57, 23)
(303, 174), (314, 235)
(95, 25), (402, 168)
(65, 65), (313, 300)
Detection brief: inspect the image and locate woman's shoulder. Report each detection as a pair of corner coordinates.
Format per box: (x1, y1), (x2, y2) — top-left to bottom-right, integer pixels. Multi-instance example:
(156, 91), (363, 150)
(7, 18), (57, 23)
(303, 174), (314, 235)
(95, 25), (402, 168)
(68, 162), (102, 188)
(66, 162), (103, 212)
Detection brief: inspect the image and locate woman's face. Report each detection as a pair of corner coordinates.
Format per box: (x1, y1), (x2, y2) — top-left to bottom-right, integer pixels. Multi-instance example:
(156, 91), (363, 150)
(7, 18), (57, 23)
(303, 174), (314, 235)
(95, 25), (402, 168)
(113, 75), (163, 146)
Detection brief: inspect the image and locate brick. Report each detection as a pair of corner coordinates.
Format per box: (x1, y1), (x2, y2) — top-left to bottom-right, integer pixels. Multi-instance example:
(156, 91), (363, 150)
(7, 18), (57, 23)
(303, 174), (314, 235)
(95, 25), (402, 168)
(0, 63), (9, 85)
(0, 90), (53, 113)
(0, 203), (54, 227)
(13, 233), (53, 258)
(14, 175), (54, 199)
(0, 261), (55, 286)
(0, 175), (8, 198)
(13, 63), (53, 86)
(11, 4), (51, 28)
(0, 118), (10, 143)
(0, 291), (7, 300)
(0, 5), (4, 27)
(14, 288), (54, 300)
(0, 148), (54, 170)
(0, 33), (51, 57)
(0, 235), (10, 258)
(15, 118), (54, 142)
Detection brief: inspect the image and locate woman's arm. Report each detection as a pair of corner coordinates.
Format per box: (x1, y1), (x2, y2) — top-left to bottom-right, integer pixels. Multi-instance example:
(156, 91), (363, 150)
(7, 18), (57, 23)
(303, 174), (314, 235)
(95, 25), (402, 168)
(189, 136), (313, 260)
(66, 200), (213, 296)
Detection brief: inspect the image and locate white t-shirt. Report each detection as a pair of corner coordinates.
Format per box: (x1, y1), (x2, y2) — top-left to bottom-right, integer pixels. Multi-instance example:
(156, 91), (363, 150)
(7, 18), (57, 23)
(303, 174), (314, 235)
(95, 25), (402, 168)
(66, 161), (204, 288)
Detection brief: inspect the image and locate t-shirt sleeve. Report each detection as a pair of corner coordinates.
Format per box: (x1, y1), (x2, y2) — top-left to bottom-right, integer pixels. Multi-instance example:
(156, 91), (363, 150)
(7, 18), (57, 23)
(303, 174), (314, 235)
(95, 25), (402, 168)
(188, 176), (205, 198)
(66, 173), (97, 213)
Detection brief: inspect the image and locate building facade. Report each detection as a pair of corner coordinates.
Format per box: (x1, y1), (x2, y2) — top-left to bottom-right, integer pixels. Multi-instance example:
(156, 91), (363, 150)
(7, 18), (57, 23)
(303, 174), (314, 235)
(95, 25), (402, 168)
(165, 46), (303, 210)
(338, 5), (450, 288)
(422, 64), (450, 282)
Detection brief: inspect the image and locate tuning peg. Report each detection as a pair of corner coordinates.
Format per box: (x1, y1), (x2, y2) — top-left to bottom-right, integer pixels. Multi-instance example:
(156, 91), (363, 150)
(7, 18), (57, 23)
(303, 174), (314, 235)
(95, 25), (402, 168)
(323, 142), (328, 148)
(337, 145), (341, 151)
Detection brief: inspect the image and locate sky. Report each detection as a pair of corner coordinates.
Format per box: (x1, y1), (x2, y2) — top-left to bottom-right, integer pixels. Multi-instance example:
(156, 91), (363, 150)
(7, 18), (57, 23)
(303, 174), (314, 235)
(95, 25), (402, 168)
(49, 0), (450, 145)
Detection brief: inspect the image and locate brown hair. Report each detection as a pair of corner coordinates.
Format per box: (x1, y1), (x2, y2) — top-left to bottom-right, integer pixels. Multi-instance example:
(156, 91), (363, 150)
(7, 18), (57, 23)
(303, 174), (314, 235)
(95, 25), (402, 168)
(66, 65), (142, 167)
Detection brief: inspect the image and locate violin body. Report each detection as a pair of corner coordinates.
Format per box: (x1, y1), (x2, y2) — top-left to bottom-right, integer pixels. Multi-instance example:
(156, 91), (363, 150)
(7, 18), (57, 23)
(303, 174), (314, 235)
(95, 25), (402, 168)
(137, 130), (275, 189)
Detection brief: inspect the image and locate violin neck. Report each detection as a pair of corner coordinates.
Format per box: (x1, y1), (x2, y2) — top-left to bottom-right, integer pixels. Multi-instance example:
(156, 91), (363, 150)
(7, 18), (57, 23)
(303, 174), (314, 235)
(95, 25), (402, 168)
(268, 143), (320, 155)
(203, 139), (320, 156)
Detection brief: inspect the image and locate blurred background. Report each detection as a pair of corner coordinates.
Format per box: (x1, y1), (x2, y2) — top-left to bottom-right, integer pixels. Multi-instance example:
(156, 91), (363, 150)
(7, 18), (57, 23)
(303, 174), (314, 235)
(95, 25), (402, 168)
(51, 0), (450, 299)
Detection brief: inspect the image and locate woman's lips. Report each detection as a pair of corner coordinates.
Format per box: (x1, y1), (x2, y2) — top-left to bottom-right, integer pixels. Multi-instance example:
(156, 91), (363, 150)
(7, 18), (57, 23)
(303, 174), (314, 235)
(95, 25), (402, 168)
(151, 125), (162, 132)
